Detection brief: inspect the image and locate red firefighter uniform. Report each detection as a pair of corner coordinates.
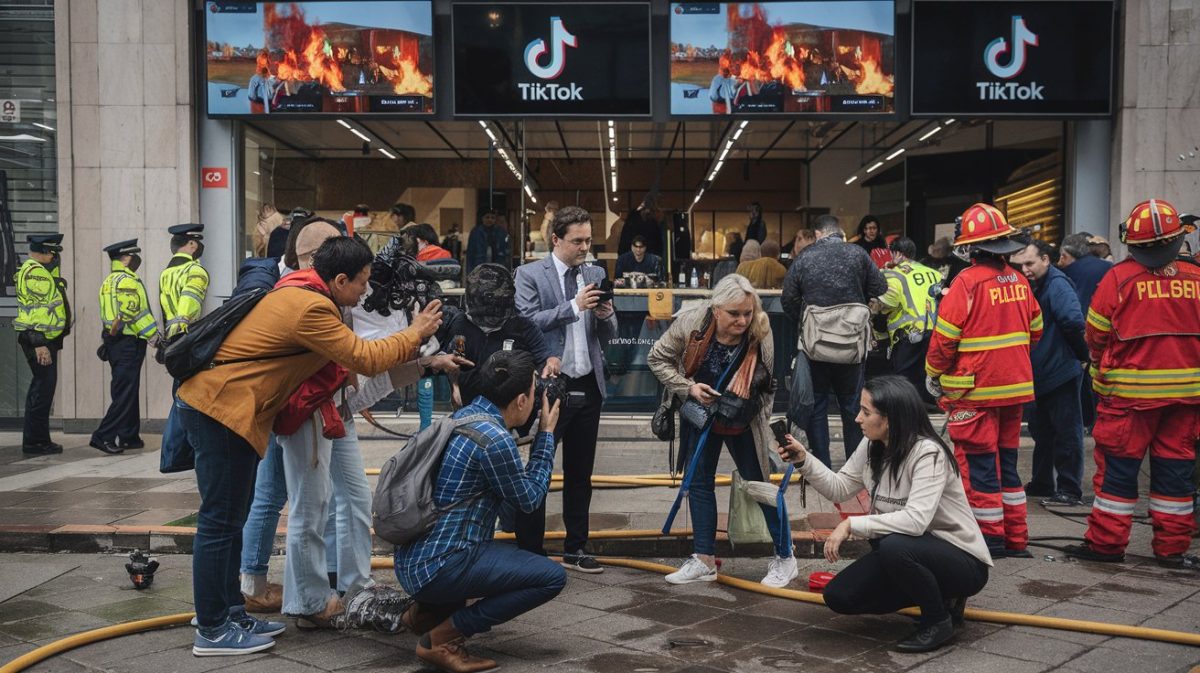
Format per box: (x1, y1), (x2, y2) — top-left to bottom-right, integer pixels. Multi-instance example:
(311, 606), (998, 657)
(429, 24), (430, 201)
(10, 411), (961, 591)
(926, 205), (1043, 554)
(1083, 201), (1200, 560)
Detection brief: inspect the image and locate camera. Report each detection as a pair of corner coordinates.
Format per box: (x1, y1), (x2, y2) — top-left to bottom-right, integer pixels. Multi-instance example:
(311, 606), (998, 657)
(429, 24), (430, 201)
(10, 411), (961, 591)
(535, 375), (586, 409)
(363, 238), (461, 316)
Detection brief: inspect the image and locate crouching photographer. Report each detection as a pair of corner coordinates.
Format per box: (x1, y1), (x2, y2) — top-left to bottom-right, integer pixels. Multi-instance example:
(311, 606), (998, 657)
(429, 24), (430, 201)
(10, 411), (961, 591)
(393, 350), (565, 673)
(776, 376), (991, 653)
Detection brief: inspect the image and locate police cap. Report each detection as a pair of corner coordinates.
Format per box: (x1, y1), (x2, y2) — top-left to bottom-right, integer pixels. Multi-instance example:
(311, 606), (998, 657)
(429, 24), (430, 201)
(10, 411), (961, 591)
(103, 239), (140, 258)
(167, 223), (204, 240)
(27, 233), (64, 253)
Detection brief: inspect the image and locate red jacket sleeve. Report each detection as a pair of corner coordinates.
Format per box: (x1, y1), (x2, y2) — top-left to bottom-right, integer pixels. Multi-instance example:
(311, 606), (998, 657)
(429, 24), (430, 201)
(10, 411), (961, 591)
(1027, 279), (1044, 348)
(925, 280), (968, 377)
(1085, 271), (1116, 365)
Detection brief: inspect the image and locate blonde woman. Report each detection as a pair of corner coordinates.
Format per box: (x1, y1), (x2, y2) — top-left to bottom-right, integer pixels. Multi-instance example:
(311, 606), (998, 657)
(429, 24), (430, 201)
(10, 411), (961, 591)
(648, 274), (796, 587)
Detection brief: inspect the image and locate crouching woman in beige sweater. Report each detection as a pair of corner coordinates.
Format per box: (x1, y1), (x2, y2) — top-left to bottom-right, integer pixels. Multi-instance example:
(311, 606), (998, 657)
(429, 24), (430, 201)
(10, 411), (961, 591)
(777, 375), (992, 654)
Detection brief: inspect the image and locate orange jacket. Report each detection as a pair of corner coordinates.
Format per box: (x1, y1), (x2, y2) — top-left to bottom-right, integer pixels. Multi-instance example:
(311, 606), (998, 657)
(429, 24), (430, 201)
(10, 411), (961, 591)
(925, 258), (1043, 407)
(1085, 258), (1200, 408)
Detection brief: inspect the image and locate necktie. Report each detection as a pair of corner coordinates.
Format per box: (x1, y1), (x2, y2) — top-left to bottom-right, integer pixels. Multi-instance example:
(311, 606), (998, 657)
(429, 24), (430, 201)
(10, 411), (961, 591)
(564, 266), (580, 303)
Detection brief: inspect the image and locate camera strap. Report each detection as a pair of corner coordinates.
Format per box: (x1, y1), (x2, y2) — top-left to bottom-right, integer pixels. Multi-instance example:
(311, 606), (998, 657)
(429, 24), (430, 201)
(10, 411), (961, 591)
(661, 341), (745, 536)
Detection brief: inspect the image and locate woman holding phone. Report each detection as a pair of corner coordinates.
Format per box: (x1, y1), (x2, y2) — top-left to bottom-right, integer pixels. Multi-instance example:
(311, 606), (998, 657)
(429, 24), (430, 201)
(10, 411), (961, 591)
(776, 376), (991, 653)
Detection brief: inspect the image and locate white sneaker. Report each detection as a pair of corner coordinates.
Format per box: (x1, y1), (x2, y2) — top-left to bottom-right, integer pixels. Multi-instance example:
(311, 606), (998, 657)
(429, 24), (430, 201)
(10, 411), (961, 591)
(761, 555), (798, 588)
(665, 555), (718, 585)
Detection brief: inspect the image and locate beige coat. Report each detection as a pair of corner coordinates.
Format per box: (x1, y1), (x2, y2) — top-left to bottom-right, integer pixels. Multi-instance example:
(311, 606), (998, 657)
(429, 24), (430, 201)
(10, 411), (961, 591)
(647, 304), (776, 479)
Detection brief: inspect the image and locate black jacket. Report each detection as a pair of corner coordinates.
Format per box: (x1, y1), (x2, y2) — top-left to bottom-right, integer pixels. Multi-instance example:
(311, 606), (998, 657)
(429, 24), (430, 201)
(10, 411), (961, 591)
(782, 237), (887, 318)
(437, 308), (554, 402)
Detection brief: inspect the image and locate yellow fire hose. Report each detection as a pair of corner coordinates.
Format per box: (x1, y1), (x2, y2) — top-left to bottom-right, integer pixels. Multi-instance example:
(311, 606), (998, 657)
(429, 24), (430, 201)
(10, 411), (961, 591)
(4, 553), (1200, 673)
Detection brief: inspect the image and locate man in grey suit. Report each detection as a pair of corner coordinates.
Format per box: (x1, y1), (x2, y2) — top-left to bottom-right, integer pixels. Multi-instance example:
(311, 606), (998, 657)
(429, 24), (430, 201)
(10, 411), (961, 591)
(515, 206), (617, 573)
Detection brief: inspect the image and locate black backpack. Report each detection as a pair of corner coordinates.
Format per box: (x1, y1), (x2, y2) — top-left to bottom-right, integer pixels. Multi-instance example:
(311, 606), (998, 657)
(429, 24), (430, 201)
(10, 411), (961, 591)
(163, 287), (278, 381)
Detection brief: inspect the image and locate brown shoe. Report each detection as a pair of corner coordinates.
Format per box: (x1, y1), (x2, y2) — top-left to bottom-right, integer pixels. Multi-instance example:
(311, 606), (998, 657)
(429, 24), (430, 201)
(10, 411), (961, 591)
(294, 594), (344, 630)
(402, 603), (445, 635)
(243, 583), (283, 613)
(416, 636), (498, 673)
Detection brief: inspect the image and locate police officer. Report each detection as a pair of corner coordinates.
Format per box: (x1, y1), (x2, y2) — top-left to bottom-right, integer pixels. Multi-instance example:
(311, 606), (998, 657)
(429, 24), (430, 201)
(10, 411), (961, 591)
(14, 234), (71, 455)
(1068, 199), (1200, 566)
(159, 223), (208, 341)
(877, 236), (942, 405)
(925, 204), (1043, 559)
(91, 239), (158, 455)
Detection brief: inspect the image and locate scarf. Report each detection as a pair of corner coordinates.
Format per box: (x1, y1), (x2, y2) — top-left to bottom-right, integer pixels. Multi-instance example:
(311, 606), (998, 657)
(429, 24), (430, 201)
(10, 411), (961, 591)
(683, 308), (760, 400)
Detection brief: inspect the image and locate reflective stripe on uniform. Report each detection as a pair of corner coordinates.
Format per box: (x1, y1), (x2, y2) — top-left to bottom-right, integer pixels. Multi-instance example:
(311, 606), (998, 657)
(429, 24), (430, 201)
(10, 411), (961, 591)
(1030, 314), (1043, 331)
(1103, 368), (1200, 384)
(1087, 308), (1112, 332)
(1092, 379), (1200, 399)
(962, 381), (1034, 401)
(1093, 496), (1137, 516)
(972, 507), (1004, 523)
(1149, 497), (1194, 516)
(934, 316), (961, 340)
(957, 331), (1030, 352)
(1002, 491), (1027, 506)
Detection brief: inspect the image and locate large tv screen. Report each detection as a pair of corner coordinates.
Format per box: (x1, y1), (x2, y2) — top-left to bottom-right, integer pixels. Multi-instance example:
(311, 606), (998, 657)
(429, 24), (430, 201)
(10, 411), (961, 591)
(669, 1), (896, 116)
(911, 0), (1114, 117)
(204, 1), (435, 117)
(453, 2), (652, 117)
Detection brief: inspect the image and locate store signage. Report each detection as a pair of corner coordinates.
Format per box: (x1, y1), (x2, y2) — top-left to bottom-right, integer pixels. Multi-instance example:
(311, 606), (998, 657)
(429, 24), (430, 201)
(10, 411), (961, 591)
(0, 100), (18, 123)
(201, 167), (229, 188)
(203, 1), (436, 118)
(911, 1), (1114, 117)
(452, 3), (651, 116)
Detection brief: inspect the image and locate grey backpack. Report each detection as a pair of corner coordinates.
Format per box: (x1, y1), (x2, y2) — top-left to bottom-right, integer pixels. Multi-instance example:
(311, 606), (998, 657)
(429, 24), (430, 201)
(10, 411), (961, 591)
(799, 302), (873, 364)
(372, 413), (498, 545)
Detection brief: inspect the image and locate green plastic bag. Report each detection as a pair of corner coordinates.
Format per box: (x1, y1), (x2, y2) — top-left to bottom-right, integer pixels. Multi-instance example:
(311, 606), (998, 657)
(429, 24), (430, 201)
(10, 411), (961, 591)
(728, 471), (773, 546)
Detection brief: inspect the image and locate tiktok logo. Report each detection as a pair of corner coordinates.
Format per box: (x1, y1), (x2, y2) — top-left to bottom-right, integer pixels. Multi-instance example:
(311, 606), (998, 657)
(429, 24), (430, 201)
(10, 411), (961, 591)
(984, 15), (1038, 79)
(524, 17), (577, 80)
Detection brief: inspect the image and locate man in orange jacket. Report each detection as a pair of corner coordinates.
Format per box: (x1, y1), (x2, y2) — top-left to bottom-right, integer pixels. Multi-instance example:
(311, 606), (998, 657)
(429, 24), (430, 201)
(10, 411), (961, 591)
(1067, 199), (1200, 566)
(926, 204), (1042, 558)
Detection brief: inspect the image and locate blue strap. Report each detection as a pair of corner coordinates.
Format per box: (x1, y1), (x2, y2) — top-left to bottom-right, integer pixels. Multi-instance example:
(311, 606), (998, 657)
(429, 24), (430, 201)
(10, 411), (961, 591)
(661, 340), (746, 536)
(776, 463), (795, 544)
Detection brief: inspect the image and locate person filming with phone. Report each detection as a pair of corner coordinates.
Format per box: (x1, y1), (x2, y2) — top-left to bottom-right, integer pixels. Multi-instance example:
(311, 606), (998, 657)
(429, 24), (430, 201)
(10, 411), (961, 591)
(775, 375), (991, 653)
(648, 274), (796, 588)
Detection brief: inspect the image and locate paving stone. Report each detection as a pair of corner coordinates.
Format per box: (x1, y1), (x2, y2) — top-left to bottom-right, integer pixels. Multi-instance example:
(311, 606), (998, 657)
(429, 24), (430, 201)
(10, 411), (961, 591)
(17, 477), (115, 492)
(557, 585), (649, 611)
(81, 595), (195, 622)
(1060, 643), (1200, 673)
(0, 600), (68, 625)
(0, 610), (113, 642)
(488, 630), (613, 664)
(512, 600), (610, 629)
(561, 648), (683, 673)
(966, 626), (1089, 665)
(706, 643), (831, 672)
(1035, 600), (1150, 627)
(561, 611), (666, 644)
(277, 633), (407, 669)
(62, 626), (182, 664)
(621, 599), (730, 627)
(905, 647), (1051, 673)
(760, 625), (886, 662)
(1007, 624), (1110, 647)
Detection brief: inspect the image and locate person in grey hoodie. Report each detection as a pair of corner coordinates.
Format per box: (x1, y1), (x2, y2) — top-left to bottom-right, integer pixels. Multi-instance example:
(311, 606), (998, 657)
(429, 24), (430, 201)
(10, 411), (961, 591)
(777, 376), (992, 654)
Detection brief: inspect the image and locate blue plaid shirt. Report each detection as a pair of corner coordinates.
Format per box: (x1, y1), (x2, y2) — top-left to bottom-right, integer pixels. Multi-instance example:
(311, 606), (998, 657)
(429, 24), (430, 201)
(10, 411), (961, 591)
(393, 397), (555, 595)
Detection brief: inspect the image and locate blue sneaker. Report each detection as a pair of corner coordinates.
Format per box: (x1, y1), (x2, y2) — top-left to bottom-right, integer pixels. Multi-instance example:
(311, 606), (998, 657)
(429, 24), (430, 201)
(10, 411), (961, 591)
(229, 606), (286, 637)
(192, 621), (275, 657)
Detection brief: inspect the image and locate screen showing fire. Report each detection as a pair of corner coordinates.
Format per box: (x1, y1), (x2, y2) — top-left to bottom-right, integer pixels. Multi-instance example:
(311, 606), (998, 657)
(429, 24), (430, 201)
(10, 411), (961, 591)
(205, 1), (434, 117)
(670, 1), (895, 116)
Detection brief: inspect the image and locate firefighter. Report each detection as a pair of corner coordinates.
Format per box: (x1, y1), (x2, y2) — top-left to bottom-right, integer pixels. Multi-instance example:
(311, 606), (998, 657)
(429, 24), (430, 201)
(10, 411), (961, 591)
(925, 204), (1042, 558)
(877, 236), (942, 405)
(1067, 199), (1200, 566)
(14, 234), (71, 455)
(158, 223), (208, 341)
(91, 239), (158, 456)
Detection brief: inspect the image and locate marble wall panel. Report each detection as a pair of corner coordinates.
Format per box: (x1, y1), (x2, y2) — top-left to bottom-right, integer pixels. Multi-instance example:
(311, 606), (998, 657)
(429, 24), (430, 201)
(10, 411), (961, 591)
(96, 0), (141, 44)
(99, 104), (144, 168)
(97, 42), (144, 106)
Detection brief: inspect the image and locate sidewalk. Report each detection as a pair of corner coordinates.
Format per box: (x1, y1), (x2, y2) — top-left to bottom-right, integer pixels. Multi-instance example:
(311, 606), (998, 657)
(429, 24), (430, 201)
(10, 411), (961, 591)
(1, 417), (1200, 672)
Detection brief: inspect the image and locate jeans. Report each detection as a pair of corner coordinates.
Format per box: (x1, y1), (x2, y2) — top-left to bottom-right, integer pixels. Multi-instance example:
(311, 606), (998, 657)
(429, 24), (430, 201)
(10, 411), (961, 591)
(413, 543), (566, 637)
(890, 335), (933, 404)
(181, 401), (260, 628)
(823, 533), (989, 626)
(804, 356), (865, 467)
(240, 433), (344, 591)
(278, 416), (373, 614)
(679, 420), (791, 558)
(514, 374), (602, 555)
(1027, 376), (1085, 498)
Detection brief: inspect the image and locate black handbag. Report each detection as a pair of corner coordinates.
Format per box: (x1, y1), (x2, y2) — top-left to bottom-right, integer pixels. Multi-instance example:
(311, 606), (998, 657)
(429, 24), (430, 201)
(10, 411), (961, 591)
(679, 398), (714, 429)
(651, 389), (680, 441)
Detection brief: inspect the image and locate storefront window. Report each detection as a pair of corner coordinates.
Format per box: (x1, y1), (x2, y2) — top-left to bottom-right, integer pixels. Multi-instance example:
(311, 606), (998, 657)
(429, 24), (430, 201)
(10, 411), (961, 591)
(0, 0), (57, 417)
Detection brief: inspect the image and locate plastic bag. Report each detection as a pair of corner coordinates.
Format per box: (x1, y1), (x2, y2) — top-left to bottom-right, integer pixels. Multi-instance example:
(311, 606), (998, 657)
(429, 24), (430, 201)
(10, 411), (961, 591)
(728, 471), (772, 546)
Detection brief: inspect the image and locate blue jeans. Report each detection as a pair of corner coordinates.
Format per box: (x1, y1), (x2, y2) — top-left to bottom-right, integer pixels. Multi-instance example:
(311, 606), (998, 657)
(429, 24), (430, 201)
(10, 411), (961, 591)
(1027, 375), (1085, 498)
(240, 436), (341, 586)
(680, 421), (791, 559)
(181, 401), (260, 628)
(804, 356), (865, 467)
(412, 543), (565, 637)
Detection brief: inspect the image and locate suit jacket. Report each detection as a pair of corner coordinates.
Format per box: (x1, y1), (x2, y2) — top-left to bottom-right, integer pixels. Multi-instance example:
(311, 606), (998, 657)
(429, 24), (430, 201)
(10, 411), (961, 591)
(515, 255), (617, 398)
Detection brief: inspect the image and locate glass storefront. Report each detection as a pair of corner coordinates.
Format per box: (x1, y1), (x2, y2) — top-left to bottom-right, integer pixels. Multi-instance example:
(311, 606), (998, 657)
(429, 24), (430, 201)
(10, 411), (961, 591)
(0, 0), (57, 417)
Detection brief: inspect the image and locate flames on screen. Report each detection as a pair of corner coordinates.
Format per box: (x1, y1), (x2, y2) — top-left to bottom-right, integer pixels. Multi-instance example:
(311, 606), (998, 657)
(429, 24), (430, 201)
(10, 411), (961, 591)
(260, 3), (431, 97)
(719, 2), (893, 97)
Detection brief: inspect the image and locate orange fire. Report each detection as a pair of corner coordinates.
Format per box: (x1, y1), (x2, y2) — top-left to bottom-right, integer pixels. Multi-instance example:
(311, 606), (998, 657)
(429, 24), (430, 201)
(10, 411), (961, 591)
(374, 44), (432, 97)
(263, 3), (345, 91)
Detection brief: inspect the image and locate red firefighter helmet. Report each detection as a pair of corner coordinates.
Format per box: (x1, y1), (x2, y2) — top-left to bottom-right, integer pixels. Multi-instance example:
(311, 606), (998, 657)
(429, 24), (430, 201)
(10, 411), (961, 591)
(954, 203), (1025, 254)
(1121, 199), (1186, 268)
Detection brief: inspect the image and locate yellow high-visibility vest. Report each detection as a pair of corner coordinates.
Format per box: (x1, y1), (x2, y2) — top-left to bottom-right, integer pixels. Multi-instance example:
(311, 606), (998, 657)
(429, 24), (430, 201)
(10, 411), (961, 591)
(880, 260), (942, 343)
(99, 260), (158, 340)
(158, 253), (209, 339)
(14, 258), (68, 341)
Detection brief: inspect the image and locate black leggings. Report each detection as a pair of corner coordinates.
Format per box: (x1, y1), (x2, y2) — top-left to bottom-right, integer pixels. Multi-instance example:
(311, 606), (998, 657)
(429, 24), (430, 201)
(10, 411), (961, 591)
(823, 533), (989, 625)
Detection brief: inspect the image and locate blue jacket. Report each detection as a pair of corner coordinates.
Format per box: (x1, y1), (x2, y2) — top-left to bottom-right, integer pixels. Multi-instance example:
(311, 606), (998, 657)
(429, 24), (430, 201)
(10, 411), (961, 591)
(1060, 254), (1111, 314)
(466, 225), (510, 273)
(231, 257), (281, 298)
(1030, 266), (1088, 396)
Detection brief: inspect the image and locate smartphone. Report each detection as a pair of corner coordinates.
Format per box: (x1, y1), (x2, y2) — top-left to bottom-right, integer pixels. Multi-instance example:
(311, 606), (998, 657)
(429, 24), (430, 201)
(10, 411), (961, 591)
(594, 278), (615, 304)
(770, 418), (791, 447)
